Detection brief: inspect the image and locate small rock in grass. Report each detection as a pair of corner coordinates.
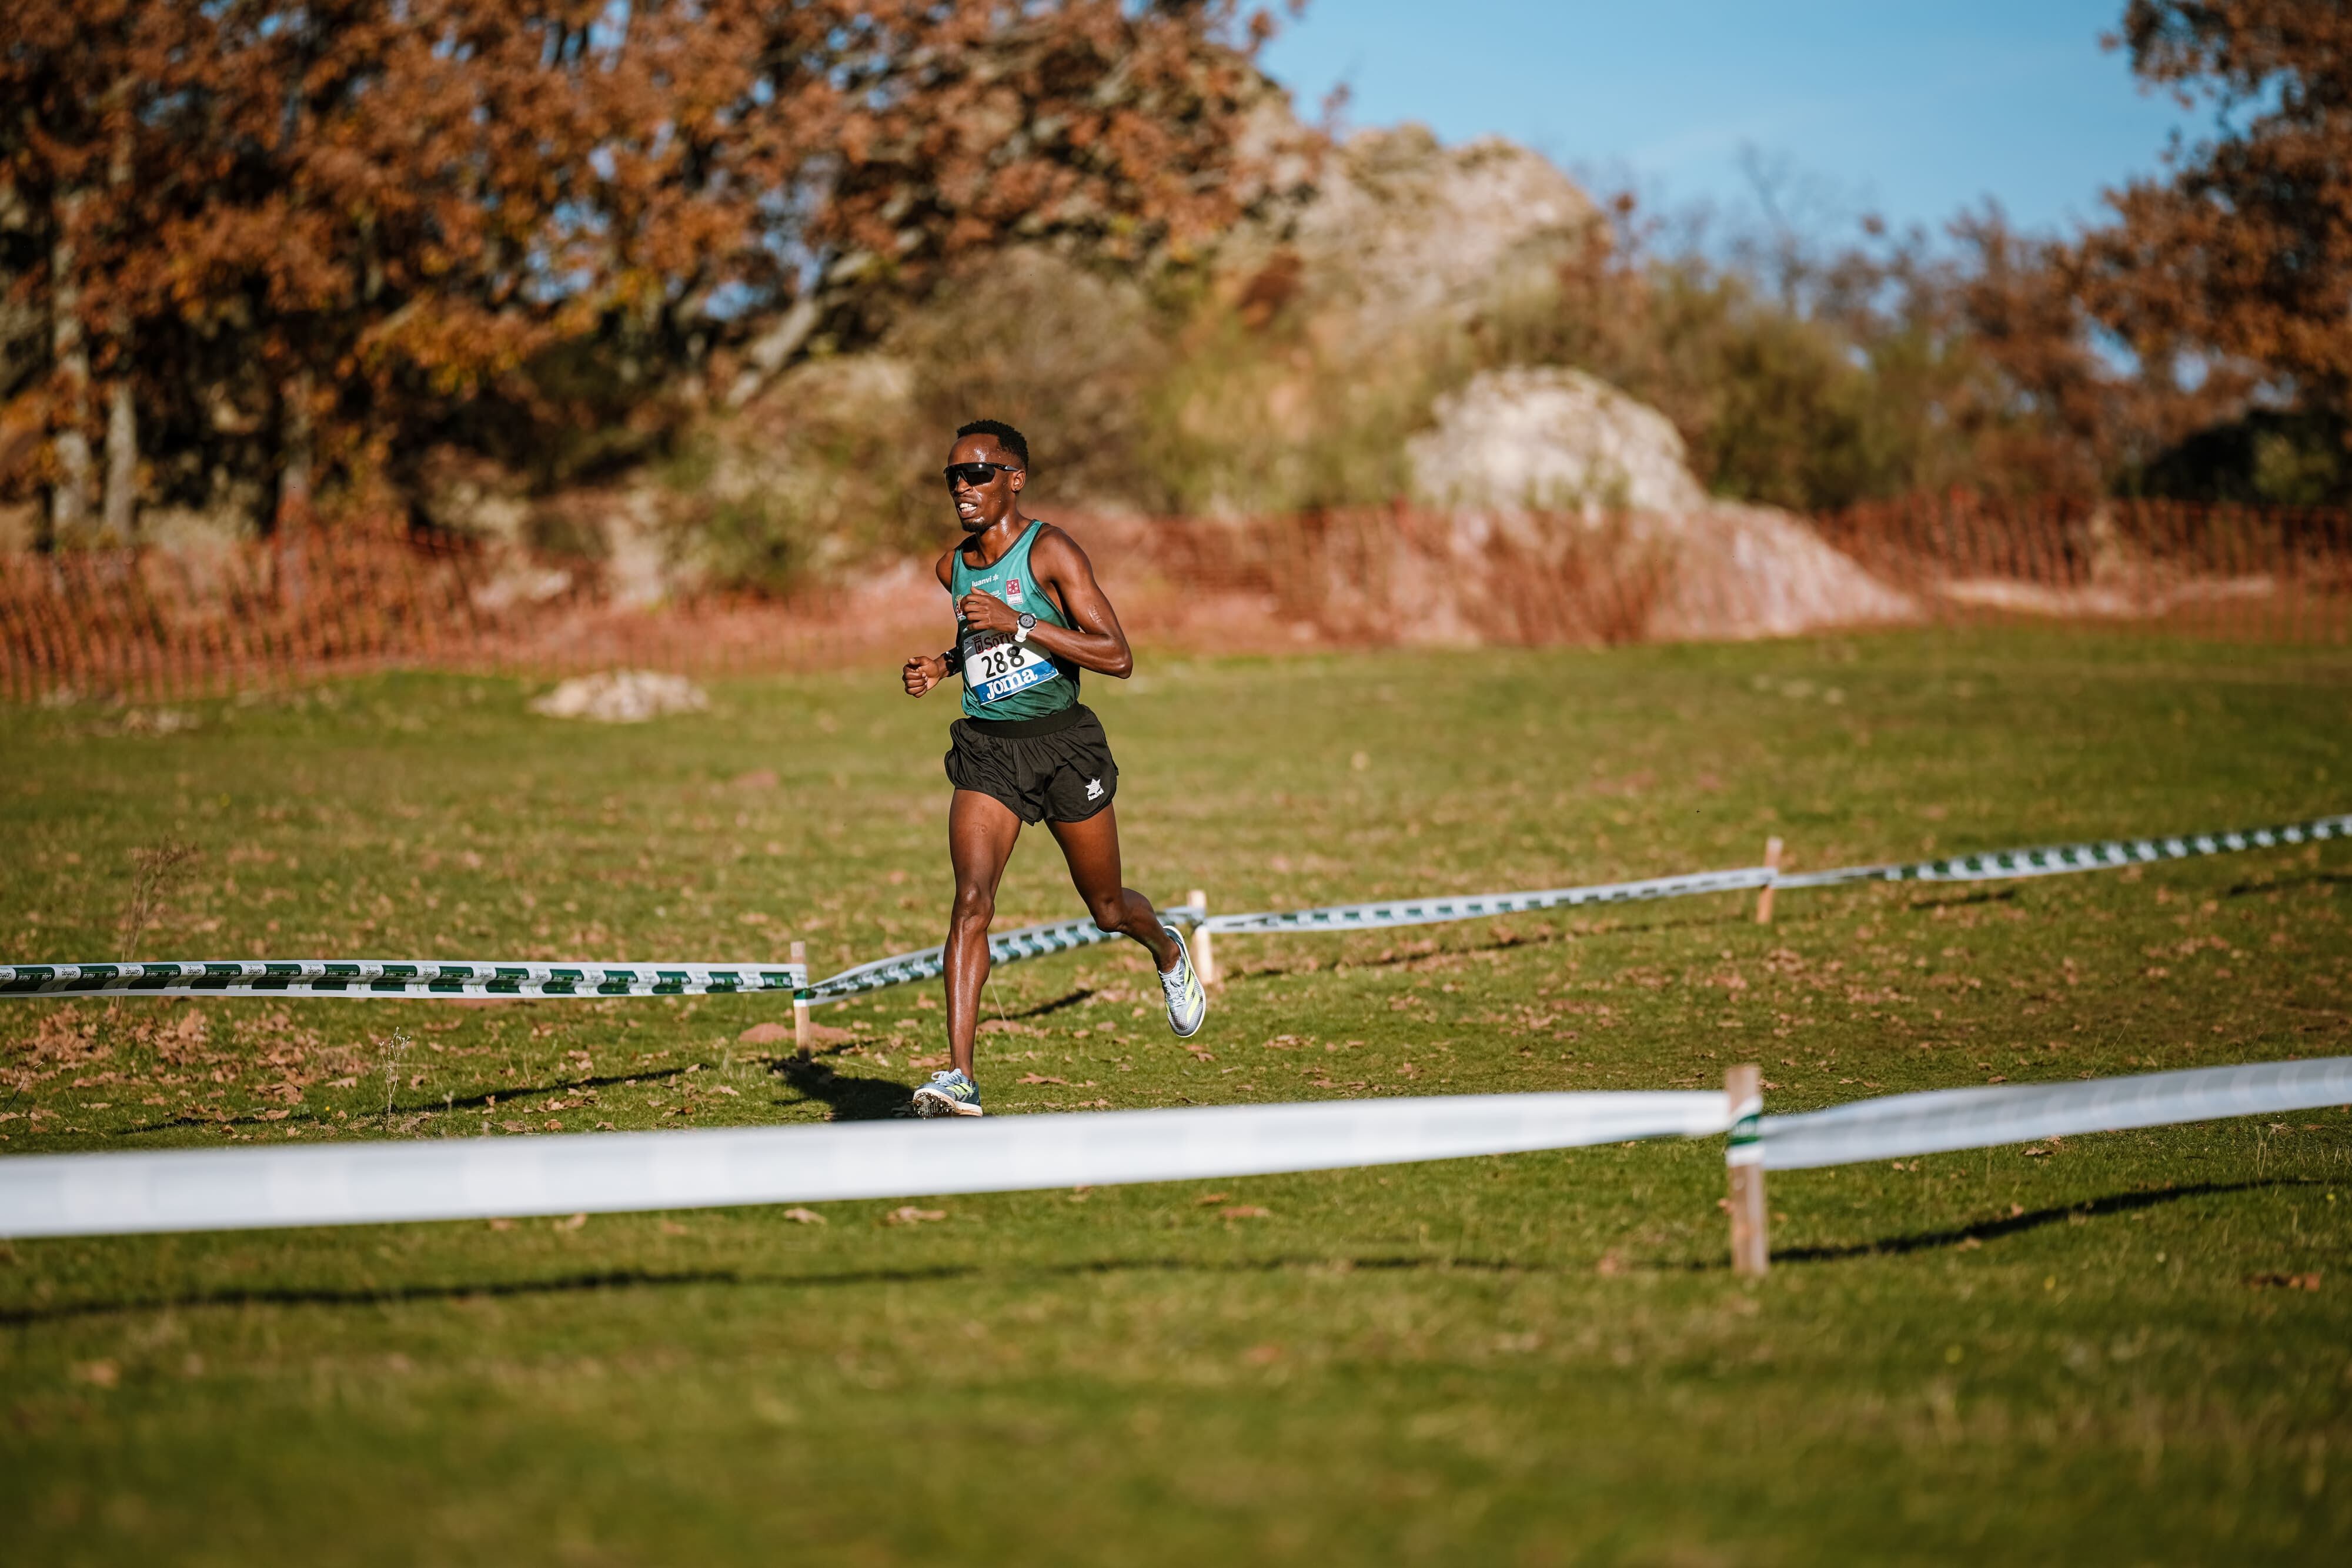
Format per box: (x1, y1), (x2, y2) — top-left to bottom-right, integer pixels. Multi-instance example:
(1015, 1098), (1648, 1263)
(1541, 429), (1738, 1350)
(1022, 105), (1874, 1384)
(529, 670), (708, 723)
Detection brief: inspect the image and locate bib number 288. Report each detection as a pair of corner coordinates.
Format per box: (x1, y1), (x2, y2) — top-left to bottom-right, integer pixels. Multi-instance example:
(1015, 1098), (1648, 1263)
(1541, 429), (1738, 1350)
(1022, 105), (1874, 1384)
(963, 632), (1058, 704)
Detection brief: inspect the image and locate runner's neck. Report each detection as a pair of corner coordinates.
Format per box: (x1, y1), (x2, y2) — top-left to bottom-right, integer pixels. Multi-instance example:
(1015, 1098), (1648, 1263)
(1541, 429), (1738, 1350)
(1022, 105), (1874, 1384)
(960, 514), (1037, 569)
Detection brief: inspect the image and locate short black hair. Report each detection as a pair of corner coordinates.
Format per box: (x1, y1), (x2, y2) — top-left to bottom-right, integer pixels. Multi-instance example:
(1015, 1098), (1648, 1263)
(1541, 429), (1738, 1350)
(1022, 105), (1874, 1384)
(955, 418), (1028, 469)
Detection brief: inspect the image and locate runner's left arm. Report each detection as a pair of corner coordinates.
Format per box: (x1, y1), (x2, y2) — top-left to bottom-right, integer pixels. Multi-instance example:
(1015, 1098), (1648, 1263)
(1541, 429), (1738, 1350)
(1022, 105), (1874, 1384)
(953, 526), (1134, 678)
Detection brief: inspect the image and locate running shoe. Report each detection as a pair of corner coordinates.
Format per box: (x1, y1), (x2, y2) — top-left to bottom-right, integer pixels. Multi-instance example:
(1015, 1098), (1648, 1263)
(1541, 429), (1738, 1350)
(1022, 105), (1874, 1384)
(1158, 925), (1208, 1039)
(913, 1068), (984, 1118)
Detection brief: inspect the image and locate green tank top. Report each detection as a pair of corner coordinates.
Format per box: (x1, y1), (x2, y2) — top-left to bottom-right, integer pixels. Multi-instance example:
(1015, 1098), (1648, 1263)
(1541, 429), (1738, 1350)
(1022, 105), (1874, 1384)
(950, 519), (1078, 721)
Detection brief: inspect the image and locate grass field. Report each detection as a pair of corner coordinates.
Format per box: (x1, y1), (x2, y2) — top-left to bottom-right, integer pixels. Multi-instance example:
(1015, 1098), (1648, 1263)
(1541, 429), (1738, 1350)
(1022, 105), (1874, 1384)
(4, 630), (2350, 1566)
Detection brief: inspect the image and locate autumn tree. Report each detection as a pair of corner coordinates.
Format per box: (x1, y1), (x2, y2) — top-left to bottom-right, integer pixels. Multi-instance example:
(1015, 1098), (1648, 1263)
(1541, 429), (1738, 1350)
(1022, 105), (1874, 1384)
(0, 1), (1281, 542)
(2075, 1), (2352, 493)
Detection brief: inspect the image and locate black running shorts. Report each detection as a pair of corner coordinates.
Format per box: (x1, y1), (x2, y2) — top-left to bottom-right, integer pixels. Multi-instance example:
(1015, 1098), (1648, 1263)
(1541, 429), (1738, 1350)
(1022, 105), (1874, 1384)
(945, 704), (1119, 824)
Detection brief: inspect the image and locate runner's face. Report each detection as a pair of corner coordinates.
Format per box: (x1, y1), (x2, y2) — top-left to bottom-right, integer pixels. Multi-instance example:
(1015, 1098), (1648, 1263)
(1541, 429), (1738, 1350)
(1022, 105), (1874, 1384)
(947, 437), (1024, 533)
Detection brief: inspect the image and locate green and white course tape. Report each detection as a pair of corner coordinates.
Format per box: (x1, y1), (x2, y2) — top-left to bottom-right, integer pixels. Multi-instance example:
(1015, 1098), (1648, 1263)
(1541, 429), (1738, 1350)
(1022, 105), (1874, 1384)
(2, 811), (2341, 1006)
(807, 904), (1204, 1002)
(0, 959), (807, 1001)
(1195, 866), (1774, 936)
(1773, 812), (2352, 891)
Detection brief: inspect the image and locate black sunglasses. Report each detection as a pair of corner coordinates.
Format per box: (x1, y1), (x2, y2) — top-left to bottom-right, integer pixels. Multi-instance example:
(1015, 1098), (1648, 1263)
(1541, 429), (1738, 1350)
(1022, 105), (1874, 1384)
(943, 461), (1021, 489)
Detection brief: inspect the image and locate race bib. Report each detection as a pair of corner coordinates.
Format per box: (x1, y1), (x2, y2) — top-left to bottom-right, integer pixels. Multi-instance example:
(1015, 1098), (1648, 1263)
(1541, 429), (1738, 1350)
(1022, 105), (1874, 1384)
(961, 628), (1061, 705)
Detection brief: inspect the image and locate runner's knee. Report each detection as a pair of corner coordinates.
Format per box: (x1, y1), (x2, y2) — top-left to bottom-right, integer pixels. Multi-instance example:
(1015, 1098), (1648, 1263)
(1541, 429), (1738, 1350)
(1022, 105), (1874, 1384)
(952, 884), (994, 928)
(1085, 892), (1126, 934)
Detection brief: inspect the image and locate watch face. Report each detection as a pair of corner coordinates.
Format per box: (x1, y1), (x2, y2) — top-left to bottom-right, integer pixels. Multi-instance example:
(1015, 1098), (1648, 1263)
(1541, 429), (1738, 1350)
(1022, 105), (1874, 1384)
(1017, 612), (1037, 630)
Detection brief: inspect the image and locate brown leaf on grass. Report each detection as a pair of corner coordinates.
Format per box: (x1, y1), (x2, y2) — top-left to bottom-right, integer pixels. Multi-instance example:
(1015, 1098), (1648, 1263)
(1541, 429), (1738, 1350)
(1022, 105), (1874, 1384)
(884, 1206), (947, 1225)
(2247, 1272), (2323, 1291)
(660, 1220), (689, 1235)
(1018, 1073), (1070, 1085)
(1242, 1344), (1283, 1365)
(500, 1120), (525, 1132)
(72, 1360), (119, 1388)
(487, 1218), (516, 1232)
(553, 1213), (586, 1231)
(2023, 1146), (2049, 1158)
(1194, 1192), (1231, 1206)
(780, 1208), (827, 1225)
(1221, 1205), (1271, 1219)
(259, 1108), (291, 1122)
(1595, 1251), (1625, 1276)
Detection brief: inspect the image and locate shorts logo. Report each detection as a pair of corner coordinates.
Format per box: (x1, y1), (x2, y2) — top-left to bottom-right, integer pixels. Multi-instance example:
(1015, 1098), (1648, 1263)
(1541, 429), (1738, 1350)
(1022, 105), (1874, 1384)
(1003, 579), (1024, 604)
(1084, 777), (1104, 801)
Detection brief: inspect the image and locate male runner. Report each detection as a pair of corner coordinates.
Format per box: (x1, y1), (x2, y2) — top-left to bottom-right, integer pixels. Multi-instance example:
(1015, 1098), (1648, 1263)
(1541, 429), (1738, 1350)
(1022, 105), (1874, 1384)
(900, 419), (1206, 1117)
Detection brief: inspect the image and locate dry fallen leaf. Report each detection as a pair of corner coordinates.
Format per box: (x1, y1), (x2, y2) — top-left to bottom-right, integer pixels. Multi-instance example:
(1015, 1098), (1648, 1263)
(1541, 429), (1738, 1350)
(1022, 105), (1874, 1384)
(1243, 1343), (1283, 1365)
(884, 1206), (946, 1225)
(1194, 1192), (1231, 1206)
(72, 1360), (119, 1388)
(2246, 1271), (2323, 1291)
(781, 1208), (827, 1225)
(487, 1218), (516, 1232)
(259, 1108), (290, 1122)
(553, 1212), (586, 1231)
(1221, 1205), (1271, 1219)
(1017, 1073), (1069, 1085)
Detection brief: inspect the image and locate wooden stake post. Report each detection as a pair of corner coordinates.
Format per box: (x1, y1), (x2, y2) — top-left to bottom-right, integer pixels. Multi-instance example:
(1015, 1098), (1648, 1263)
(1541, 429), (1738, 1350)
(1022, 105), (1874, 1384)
(790, 939), (811, 1054)
(1726, 1064), (1769, 1277)
(1754, 835), (1784, 925)
(1188, 888), (1216, 987)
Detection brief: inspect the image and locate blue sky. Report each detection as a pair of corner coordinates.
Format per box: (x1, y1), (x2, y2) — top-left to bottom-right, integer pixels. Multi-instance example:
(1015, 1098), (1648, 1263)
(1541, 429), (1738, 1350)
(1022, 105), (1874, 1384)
(1258, 1), (2200, 240)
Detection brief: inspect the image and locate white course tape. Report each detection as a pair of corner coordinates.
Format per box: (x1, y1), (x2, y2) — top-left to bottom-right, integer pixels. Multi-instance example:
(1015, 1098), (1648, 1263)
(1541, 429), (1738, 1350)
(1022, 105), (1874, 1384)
(1756, 1056), (2352, 1169)
(0, 1091), (1728, 1240)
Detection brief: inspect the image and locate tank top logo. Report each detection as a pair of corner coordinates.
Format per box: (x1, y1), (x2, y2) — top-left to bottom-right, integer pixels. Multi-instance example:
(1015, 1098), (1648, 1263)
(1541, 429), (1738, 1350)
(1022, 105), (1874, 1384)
(1003, 578), (1024, 605)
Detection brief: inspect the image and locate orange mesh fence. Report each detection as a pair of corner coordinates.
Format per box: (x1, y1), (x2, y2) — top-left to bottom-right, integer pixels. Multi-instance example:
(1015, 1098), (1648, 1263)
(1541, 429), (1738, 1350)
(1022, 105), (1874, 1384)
(4, 498), (2348, 701)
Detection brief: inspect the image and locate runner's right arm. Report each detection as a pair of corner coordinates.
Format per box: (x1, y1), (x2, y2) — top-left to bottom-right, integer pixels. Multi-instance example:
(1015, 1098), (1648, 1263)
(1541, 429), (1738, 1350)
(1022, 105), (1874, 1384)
(901, 549), (962, 697)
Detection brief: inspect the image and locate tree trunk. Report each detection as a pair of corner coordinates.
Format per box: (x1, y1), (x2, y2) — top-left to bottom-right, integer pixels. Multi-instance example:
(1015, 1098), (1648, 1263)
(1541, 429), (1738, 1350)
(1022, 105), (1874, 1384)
(278, 366), (315, 532)
(99, 101), (138, 542)
(48, 195), (93, 541)
(102, 379), (137, 540)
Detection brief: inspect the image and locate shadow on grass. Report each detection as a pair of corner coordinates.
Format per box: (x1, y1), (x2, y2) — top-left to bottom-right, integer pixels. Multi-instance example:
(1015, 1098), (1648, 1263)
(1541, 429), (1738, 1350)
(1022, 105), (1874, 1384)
(1226, 908), (1768, 982)
(773, 1051), (916, 1121)
(1905, 888), (2019, 912)
(2226, 872), (2352, 898)
(1772, 1176), (2320, 1265)
(0, 1249), (1539, 1328)
(0, 1262), (981, 1327)
(5, 1184), (2321, 1326)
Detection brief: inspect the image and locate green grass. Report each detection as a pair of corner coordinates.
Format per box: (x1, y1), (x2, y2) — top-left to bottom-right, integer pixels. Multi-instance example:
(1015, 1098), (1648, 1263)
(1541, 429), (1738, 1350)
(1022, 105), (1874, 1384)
(3, 630), (2350, 1566)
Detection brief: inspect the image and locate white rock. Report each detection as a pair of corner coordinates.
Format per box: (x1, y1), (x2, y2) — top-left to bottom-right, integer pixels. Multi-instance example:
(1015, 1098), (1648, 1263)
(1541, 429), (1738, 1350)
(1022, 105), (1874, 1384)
(1410, 367), (1708, 514)
(529, 670), (709, 724)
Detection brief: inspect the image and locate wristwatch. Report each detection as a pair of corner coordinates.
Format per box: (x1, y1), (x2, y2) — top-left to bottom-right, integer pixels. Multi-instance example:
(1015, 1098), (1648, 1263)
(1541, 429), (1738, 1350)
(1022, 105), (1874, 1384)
(1014, 611), (1037, 644)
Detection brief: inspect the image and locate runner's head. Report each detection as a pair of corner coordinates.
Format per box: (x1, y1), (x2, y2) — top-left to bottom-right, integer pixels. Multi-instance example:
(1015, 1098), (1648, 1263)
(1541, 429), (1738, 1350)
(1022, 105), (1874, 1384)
(946, 419), (1028, 534)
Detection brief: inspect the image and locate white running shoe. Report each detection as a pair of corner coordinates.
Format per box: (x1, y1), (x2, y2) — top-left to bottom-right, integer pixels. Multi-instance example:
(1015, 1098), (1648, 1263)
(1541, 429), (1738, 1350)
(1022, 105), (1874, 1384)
(912, 1068), (984, 1118)
(1158, 925), (1208, 1039)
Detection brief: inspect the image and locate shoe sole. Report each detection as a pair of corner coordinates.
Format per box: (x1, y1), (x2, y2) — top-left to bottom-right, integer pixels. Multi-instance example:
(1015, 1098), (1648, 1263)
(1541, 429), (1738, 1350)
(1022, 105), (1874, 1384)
(1161, 927), (1209, 1040)
(911, 1086), (984, 1118)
